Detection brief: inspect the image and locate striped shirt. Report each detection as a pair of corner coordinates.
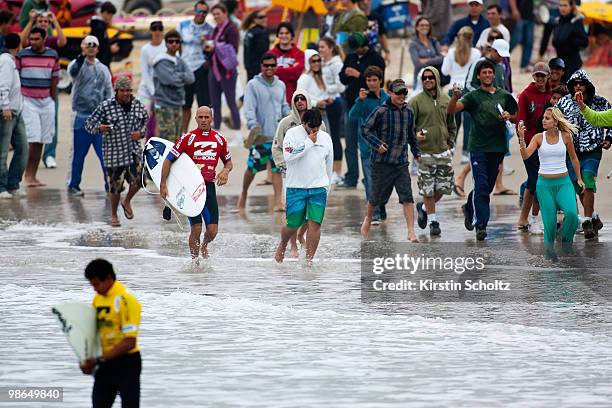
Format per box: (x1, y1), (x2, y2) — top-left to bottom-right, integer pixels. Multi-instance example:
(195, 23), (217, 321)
(15, 47), (60, 99)
(361, 99), (421, 166)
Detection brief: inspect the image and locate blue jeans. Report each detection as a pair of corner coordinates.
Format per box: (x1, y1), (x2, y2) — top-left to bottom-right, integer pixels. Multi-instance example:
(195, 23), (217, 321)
(69, 112), (106, 190)
(510, 19), (534, 69)
(43, 94), (59, 160)
(343, 113), (359, 186)
(465, 152), (505, 228)
(0, 112), (27, 192)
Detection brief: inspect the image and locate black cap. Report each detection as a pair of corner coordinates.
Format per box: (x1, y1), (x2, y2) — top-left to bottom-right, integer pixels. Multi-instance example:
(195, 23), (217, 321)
(548, 57), (566, 70)
(150, 20), (163, 31)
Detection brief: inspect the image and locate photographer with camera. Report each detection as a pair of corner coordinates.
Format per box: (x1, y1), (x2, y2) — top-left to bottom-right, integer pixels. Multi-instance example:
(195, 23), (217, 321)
(20, 9), (66, 49)
(18, 0), (48, 28)
(66, 35), (113, 197)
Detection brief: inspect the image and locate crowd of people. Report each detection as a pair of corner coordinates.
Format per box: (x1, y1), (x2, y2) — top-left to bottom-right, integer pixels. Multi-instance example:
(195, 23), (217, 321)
(0, 0), (611, 266)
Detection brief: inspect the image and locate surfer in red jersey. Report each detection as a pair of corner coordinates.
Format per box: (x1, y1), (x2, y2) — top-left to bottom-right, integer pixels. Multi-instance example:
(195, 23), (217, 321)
(160, 106), (233, 261)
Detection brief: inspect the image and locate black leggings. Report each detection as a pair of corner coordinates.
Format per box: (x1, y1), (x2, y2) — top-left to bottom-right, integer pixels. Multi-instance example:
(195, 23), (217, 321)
(93, 352), (141, 408)
(326, 97), (344, 161)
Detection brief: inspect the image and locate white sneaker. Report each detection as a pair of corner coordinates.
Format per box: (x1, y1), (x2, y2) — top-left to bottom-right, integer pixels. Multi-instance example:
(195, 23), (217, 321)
(8, 188), (26, 197)
(44, 156), (57, 168)
(0, 191), (13, 199)
(460, 154), (470, 164)
(331, 173), (344, 185)
(503, 164), (515, 176)
(530, 217), (544, 235)
(228, 131), (243, 147)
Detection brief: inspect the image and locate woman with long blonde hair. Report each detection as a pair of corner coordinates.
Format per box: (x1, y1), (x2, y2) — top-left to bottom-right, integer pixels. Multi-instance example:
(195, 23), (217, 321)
(517, 107), (583, 246)
(441, 25), (480, 165)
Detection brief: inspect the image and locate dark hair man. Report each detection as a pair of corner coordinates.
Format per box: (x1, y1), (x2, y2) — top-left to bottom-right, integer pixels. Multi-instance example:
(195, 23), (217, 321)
(81, 259), (142, 408)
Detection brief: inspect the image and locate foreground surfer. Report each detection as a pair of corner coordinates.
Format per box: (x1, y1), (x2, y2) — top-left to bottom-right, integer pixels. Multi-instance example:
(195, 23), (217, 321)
(80, 259), (142, 408)
(160, 106), (233, 260)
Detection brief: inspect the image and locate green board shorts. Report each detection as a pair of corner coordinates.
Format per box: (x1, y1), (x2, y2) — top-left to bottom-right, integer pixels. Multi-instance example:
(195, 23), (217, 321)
(285, 187), (327, 229)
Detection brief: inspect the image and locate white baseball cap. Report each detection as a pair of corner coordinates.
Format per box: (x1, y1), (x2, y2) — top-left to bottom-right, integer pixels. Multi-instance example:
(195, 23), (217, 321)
(82, 35), (99, 46)
(467, 0), (483, 5)
(491, 39), (510, 58)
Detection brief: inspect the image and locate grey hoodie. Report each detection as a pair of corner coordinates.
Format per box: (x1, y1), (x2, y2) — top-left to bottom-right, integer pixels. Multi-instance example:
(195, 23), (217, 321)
(272, 89), (327, 169)
(153, 53), (195, 108)
(68, 56), (113, 114)
(244, 73), (291, 141)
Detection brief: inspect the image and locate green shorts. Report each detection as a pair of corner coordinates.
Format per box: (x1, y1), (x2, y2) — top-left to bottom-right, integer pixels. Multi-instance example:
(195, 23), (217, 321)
(570, 150), (601, 194)
(285, 187), (327, 229)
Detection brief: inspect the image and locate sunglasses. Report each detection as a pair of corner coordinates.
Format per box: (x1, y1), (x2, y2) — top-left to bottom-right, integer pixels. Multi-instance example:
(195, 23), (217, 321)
(166, 39), (181, 44)
(395, 90), (408, 96)
(310, 58), (322, 63)
(422, 75), (435, 81)
(150, 26), (163, 31)
(294, 96), (307, 102)
(195, 9), (208, 14)
(262, 63), (276, 68)
(573, 81), (586, 85)
(255, 14), (266, 19)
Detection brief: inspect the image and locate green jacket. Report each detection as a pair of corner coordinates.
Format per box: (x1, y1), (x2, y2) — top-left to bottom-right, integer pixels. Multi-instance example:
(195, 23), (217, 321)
(408, 66), (457, 154)
(331, 9), (368, 36)
(19, 0), (49, 29)
(581, 106), (612, 128)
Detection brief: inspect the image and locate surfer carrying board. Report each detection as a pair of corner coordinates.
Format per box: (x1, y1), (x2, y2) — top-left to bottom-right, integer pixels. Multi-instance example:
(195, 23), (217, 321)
(160, 106), (233, 260)
(80, 259), (142, 408)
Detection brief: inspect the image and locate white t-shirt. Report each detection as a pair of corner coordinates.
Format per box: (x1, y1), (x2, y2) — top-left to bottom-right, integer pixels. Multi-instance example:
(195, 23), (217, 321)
(283, 125), (334, 190)
(137, 42), (166, 102)
(441, 47), (482, 88)
(476, 24), (511, 49)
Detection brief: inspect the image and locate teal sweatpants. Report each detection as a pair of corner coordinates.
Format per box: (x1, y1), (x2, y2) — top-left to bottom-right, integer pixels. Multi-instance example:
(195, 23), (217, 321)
(535, 175), (579, 244)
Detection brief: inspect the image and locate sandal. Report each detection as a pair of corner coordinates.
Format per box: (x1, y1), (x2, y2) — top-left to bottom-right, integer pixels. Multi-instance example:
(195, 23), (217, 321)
(256, 180), (273, 186)
(517, 224), (530, 232)
(111, 218), (121, 227)
(121, 201), (134, 219)
(494, 189), (517, 195)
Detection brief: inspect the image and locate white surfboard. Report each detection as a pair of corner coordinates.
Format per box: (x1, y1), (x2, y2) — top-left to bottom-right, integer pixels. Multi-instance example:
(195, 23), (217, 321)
(51, 302), (99, 362)
(144, 137), (207, 217)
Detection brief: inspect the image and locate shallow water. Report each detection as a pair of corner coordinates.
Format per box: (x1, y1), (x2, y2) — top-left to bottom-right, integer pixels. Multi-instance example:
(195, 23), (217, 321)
(1, 190), (611, 407)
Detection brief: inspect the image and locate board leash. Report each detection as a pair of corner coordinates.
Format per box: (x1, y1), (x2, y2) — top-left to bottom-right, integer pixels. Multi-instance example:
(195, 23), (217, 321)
(141, 162), (186, 231)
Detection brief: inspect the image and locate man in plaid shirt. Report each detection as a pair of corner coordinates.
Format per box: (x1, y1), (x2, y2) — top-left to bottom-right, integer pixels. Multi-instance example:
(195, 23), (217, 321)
(360, 78), (421, 242)
(86, 77), (148, 227)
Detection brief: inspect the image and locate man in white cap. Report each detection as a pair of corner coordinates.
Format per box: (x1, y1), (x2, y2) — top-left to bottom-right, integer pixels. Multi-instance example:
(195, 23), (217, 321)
(66, 35), (113, 196)
(465, 38), (509, 92)
(440, 0), (489, 52)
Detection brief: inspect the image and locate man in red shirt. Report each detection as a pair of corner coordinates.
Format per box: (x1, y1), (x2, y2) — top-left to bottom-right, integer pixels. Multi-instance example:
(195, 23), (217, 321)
(516, 61), (552, 233)
(160, 106), (233, 260)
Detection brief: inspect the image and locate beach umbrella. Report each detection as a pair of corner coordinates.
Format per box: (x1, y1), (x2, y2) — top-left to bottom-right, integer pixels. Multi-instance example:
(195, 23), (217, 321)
(271, 0), (327, 15)
(579, 1), (612, 24)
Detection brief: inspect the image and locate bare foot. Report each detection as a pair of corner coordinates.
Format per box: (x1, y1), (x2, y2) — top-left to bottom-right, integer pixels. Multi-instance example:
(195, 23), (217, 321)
(200, 244), (209, 259)
(274, 242), (287, 263)
(289, 244), (298, 258)
(273, 205), (285, 212)
(192, 257), (200, 267)
(360, 217), (371, 239)
(24, 178), (45, 187)
(408, 231), (418, 242)
(237, 193), (246, 209)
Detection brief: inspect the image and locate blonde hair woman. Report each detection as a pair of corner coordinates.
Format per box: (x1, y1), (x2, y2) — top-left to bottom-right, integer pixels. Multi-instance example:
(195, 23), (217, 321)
(517, 107), (583, 246)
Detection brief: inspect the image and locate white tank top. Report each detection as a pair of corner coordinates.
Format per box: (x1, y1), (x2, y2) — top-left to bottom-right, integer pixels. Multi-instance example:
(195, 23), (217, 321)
(538, 130), (567, 175)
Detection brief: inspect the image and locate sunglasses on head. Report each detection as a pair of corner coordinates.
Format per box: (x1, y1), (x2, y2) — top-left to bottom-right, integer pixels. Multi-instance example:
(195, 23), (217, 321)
(262, 63), (276, 68)
(422, 75), (435, 81)
(167, 39), (181, 44)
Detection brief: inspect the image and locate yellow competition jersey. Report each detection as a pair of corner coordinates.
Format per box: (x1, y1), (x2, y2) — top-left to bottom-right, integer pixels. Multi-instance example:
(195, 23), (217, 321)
(92, 280), (141, 355)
